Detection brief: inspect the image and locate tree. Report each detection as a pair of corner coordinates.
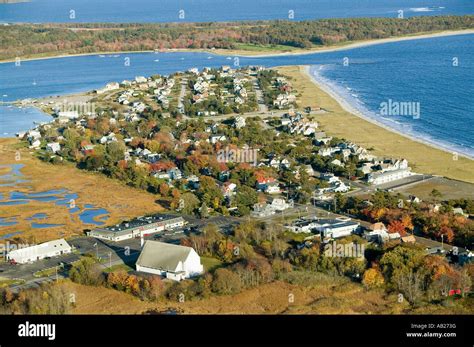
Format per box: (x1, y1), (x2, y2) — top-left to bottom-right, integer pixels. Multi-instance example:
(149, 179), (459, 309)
(199, 202), (209, 219)
(429, 189), (443, 203)
(387, 220), (407, 236)
(69, 257), (103, 286)
(83, 154), (105, 171)
(459, 269), (472, 298)
(105, 141), (126, 164)
(198, 176), (223, 208)
(180, 192), (200, 215)
(235, 185), (258, 209)
(211, 268), (242, 295)
(396, 268), (426, 304)
(362, 268), (385, 289)
(380, 246), (425, 289)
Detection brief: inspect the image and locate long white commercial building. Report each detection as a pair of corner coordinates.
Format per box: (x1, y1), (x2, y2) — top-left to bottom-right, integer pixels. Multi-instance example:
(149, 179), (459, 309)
(367, 168), (411, 185)
(6, 238), (72, 264)
(87, 215), (186, 242)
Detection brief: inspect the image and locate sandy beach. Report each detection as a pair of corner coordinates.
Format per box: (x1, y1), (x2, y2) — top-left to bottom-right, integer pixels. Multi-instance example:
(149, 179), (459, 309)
(237, 29), (474, 58)
(1, 29), (473, 64)
(276, 65), (474, 184)
(303, 66), (473, 160)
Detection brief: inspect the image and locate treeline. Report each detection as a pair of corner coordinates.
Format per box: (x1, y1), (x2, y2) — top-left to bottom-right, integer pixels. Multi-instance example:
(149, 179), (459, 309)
(0, 283), (72, 314)
(1, 15), (473, 60)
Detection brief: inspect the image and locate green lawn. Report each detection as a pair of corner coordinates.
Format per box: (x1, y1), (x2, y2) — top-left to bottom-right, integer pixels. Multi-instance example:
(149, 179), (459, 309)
(0, 277), (25, 288)
(201, 257), (223, 272)
(103, 263), (134, 274)
(33, 267), (57, 278)
(234, 43), (300, 53)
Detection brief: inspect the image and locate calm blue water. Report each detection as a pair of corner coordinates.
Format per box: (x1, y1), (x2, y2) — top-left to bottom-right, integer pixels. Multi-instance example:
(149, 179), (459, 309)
(79, 208), (110, 225)
(0, 217), (17, 227)
(0, 34), (473, 157)
(0, 106), (51, 137)
(0, 0), (471, 23)
(0, 231), (23, 239)
(0, 163), (29, 185)
(26, 213), (48, 220)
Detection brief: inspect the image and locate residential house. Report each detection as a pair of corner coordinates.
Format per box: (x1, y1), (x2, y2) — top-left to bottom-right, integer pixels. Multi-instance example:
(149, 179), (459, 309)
(46, 142), (61, 154)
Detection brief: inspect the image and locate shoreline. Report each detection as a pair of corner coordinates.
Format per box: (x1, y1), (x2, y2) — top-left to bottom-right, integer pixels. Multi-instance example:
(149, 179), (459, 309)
(302, 66), (474, 161)
(1, 29), (473, 64)
(277, 65), (474, 183)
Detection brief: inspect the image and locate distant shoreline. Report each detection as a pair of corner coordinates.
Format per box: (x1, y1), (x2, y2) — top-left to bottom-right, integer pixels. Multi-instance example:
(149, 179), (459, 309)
(1, 29), (473, 64)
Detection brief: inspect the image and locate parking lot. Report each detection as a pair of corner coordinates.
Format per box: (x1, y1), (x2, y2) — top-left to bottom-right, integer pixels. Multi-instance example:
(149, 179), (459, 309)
(0, 221), (206, 291)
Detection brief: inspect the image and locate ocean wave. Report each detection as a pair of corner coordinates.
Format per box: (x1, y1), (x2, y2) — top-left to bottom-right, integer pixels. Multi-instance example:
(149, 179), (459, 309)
(409, 7), (445, 12)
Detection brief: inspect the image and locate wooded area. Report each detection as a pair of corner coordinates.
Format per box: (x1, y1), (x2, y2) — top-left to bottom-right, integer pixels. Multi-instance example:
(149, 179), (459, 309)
(1, 15), (473, 60)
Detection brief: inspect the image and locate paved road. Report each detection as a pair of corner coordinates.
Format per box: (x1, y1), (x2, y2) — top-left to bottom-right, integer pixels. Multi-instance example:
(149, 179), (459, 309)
(177, 77), (188, 117)
(0, 216), (224, 291)
(252, 77), (268, 113)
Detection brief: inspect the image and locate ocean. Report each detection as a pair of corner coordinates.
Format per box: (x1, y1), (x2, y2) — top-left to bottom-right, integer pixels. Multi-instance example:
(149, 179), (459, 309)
(0, 34), (473, 157)
(0, 0), (472, 23)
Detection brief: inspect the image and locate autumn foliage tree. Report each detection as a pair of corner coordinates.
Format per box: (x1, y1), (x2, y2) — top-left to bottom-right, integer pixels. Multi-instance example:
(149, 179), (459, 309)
(362, 267), (385, 289)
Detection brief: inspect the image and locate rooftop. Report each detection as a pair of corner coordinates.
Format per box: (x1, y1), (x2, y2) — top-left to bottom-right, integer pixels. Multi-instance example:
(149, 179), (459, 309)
(98, 214), (184, 233)
(136, 240), (194, 273)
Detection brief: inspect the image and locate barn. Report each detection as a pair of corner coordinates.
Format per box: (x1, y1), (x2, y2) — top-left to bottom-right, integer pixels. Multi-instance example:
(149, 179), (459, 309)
(136, 241), (203, 281)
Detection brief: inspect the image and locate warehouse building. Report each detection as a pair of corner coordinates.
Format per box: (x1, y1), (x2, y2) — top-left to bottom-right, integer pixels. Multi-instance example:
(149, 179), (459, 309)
(87, 215), (186, 242)
(312, 217), (360, 239)
(6, 238), (72, 264)
(136, 240), (203, 281)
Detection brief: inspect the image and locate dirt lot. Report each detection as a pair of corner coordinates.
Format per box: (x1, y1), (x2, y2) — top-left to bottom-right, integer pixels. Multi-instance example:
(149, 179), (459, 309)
(397, 176), (474, 201)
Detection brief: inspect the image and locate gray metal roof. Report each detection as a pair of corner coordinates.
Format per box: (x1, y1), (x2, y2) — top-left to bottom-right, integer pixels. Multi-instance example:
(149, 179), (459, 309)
(94, 214), (184, 234)
(136, 240), (193, 273)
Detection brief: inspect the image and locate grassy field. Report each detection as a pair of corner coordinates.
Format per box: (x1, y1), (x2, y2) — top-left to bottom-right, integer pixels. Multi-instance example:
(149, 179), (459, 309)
(0, 138), (163, 243)
(0, 277), (25, 288)
(396, 177), (474, 200)
(103, 263), (135, 274)
(276, 66), (474, 184)
(60, 273), (472, 314)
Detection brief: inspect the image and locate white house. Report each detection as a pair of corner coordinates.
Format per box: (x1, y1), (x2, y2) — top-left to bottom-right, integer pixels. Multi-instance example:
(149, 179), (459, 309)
(46, 142), (61, 154)
(320, 173), (341, 184)
(271, 198), (293, 211)
(364, 222), (389, 243)
(7, 239), (72, 264)
(56, 111), (79, 119)
(135, 76), (148, 84)
(234, 116), (246, 129)
(136, 241), (204, 281)
(265, 182), (281, 194)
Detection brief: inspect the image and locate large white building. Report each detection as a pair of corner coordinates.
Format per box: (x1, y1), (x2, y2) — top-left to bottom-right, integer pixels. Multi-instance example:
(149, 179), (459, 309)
(136, 241), (203, 281)
(7, 239), (72, 264)
(367, 168), (411, 185)
(312, 218), (360, 239)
